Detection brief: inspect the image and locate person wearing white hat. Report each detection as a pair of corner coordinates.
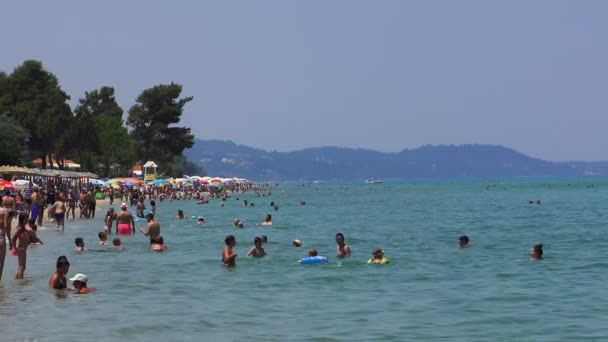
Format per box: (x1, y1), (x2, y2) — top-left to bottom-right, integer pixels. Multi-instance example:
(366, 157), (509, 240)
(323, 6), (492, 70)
(69, 273), (95, 294)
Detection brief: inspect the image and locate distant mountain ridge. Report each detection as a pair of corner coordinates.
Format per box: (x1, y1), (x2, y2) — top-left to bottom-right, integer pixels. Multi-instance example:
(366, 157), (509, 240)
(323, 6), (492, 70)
(185, 139), (608, 180)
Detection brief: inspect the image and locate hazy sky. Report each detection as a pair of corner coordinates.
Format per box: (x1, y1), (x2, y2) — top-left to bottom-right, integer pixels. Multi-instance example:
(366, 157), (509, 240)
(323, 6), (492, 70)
(2, 1), (607, 161)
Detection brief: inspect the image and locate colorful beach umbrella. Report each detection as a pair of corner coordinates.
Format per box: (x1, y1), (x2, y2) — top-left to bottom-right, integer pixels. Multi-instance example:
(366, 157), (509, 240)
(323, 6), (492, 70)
(0, 180), (15, 191)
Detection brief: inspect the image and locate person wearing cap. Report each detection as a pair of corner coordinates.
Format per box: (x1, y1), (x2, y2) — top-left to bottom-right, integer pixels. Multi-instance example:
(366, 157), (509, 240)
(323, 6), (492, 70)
(69, 273), (95, 294)
(116, 203), (135, 235)
(368, 249), (390, 264)
(292, 239), (302, 247)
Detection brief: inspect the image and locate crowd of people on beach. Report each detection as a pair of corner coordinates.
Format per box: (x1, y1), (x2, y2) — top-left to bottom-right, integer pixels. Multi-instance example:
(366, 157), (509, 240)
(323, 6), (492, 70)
(0, 178), (546, 294)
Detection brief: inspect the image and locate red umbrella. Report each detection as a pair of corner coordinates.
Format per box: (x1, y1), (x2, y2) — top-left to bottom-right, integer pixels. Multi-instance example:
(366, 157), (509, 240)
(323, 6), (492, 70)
(0, 180), (15, 191)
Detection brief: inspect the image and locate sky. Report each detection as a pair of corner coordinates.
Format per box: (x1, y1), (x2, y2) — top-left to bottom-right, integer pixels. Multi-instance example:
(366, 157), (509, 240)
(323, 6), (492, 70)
(2, 1), (607, 161)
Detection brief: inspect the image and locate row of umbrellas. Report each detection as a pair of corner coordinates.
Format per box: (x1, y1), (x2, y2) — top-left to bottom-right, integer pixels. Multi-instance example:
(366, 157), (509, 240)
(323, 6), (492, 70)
(1, 176), (252, 192)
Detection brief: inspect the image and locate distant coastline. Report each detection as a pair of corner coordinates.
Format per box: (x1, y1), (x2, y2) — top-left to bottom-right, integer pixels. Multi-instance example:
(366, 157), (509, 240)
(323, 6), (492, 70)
(185, 139), (608, 181)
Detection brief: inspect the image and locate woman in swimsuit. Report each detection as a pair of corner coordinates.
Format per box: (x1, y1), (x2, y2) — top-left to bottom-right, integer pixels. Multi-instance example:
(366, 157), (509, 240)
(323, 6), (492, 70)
(49, 256), (70, 290)
(15, 192), (25, 214)
(12, 213), (43, 279)
(0, 206), (11, 282)
(222, 235), (238, 267)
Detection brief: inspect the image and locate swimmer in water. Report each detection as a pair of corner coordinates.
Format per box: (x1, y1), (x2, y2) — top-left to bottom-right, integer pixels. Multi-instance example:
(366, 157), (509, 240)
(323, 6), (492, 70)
(531, 244), (543, 260)
(233, 218), (244, 228)
(368, 248), (390, 264)
(150, 236), (168, 251)
(222, 235), (237, 267)
(260, 235), (268, 244)
(308, 249), (318, 257)
(247, 236), (266, 258)
(49, 256), (70, 290)
(112, 238), (123, 250)
(458, 235), (470, 248)
(98, 232), (108, 246)
(197, 217), (205, 225)
(177, 210), (184, 219)
(335, 233), (351, 258)
(292, 239), (302, 247)
(74, 237), (85, 252)
(69, 273), (95, 294)
(258, 214), (272, 226)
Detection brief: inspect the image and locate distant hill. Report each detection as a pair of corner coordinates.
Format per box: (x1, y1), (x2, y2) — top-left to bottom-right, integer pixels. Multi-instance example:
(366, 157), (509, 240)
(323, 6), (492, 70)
(184, 139), (608, 180)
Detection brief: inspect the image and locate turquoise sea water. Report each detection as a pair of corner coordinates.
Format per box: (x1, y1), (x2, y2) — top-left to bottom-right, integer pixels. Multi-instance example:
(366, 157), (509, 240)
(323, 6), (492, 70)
(1, 178), (608, 341)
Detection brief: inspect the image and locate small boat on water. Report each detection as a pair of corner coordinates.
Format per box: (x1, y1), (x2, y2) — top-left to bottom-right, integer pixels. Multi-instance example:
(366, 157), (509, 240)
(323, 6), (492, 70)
(365, 178), (383, 184)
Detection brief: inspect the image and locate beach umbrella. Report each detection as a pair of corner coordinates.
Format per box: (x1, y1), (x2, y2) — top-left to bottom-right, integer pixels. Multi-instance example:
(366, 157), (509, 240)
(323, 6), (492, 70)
(12, 179), (31, 187)
(210, 178), (222, 183)
(124, 180), (135, 187)
(0, 180), (15, 191)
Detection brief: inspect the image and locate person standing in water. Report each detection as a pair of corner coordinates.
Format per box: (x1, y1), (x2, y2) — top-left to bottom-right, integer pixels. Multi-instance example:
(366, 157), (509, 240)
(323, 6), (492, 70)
(12, 213), (43, 279)
(116, 203), (135, 235)
(49, 256), (70, 290)
(52, 195), (66, 230)
(335, 232), (351, 258)
(247, 236), (266, 258)
(222, 235), (238, 267)
(136, 197), (146, 218)
(141, 213), (160, 243)
(0, 201), (11, 282)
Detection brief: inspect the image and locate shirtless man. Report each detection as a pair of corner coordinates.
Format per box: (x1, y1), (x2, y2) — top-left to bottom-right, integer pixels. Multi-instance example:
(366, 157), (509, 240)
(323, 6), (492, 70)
(52, 195), (66, 230)
(35, 189), (46, 227)
(66, 190), (76, 220)
(135, 198), (146, 218)
(116, 203), (135, 235)
(335, 232), (351, 258)
(140, 213), (160, 243)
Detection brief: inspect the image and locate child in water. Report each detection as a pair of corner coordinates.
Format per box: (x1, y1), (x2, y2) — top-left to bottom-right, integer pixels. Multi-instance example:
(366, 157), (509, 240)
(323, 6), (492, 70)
(69, 273), (95, 294)
(98, 232), (108, 246)
(368, 248), (390, 264)
(197, 217), (205, 226)
(247, 237), (266, 258)
(112, 238), (123, 250)
(176, 210), (184, 219)
(222, 235), (237, 267)
(150, 236), (168, 251)
(74, 237), (85, 252)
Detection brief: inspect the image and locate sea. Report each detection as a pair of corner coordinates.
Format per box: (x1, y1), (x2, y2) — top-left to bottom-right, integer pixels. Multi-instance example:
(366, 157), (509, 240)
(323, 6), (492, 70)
(1, 178), (607, 342)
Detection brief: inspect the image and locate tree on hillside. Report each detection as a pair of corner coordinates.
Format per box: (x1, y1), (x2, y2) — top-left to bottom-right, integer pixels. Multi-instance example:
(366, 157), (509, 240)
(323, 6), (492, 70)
(127, 83), (194, 166)
(73, 86), (125, 171)
(2, 60), (74, 169)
